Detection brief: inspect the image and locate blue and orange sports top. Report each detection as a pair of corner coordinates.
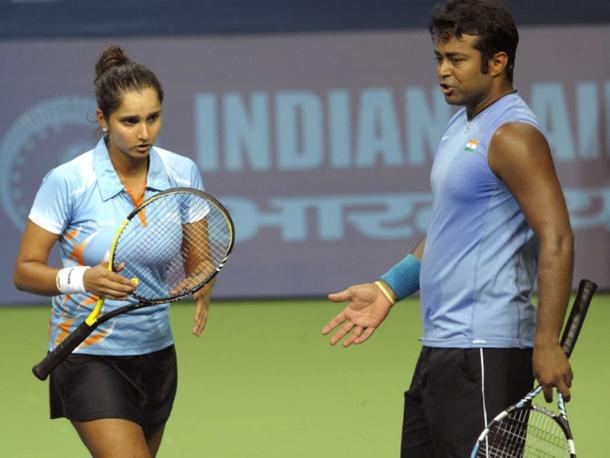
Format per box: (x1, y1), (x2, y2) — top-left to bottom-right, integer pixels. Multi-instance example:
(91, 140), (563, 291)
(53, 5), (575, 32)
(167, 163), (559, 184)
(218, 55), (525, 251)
(29, 138), (204, 355)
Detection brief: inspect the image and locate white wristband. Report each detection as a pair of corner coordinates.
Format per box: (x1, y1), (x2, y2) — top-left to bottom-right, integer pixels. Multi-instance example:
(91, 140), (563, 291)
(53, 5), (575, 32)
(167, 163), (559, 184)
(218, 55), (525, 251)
(56, 266), (91, 294)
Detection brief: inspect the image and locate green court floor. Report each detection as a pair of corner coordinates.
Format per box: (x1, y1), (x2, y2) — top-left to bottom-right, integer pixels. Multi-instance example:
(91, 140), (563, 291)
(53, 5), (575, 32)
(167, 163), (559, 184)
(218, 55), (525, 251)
(1, 296), (608, 457)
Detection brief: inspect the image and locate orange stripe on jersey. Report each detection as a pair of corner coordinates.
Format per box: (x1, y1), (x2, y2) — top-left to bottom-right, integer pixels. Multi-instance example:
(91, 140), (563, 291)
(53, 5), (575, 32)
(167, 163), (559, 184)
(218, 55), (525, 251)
(64, 228), (81, 241)
(126, 188), (147, 226)
(55, 318), (76, 346)
(63, 292), (98, 309)
(70, 245), (86, 266)
(81, 295), (99, 306)
(67, 231), (99, 266)
(81, 325), (112, 347)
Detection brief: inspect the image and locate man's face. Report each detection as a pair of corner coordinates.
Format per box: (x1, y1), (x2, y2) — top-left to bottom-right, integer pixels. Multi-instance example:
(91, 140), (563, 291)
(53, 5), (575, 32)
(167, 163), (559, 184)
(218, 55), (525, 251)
(433, 33), (492, 108)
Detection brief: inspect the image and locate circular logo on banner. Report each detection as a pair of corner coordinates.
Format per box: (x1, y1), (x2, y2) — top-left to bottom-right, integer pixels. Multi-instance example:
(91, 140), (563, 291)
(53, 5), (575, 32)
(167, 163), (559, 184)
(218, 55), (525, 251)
(0, 96), (98, 231)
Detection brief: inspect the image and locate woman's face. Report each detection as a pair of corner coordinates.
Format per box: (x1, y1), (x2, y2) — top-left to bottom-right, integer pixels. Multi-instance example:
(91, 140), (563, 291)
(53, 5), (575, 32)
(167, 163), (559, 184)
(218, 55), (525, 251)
(97, 87), (163, 162)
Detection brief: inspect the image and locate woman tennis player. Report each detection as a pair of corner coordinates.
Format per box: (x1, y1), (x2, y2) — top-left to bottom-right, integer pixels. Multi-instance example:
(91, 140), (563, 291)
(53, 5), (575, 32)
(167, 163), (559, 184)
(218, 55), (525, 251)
(13, 45), (213, 457)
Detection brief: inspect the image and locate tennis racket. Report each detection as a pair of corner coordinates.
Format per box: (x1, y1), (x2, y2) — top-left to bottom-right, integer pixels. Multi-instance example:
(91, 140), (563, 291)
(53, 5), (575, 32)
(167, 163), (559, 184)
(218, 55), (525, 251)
(32, 187), (234, 381)
(471, 278), (597, 458)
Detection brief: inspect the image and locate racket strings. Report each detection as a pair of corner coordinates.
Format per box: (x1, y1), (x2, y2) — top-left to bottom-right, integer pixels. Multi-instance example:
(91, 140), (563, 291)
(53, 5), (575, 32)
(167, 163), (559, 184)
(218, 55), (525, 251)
(478, 408), (571, 457)
(480, 408), (529, 457)
(113, 192), (232, 302)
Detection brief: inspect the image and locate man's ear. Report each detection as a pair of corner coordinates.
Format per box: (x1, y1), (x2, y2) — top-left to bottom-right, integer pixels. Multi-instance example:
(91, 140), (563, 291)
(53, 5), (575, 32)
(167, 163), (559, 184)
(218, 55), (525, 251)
(490, 51), (509, 78)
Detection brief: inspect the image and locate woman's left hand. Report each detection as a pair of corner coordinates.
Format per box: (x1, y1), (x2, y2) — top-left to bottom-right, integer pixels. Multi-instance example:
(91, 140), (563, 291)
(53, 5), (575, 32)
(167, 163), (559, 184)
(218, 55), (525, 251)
(192, 279), (215, 336)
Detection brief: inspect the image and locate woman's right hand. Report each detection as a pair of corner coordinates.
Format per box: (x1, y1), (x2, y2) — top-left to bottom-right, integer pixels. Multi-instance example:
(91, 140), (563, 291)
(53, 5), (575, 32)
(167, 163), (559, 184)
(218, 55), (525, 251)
(83, 263), (137, 299)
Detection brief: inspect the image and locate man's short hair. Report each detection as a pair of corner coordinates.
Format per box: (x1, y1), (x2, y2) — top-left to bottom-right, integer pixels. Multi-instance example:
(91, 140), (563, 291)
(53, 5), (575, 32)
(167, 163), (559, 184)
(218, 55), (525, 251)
(429, 0), (519, 81)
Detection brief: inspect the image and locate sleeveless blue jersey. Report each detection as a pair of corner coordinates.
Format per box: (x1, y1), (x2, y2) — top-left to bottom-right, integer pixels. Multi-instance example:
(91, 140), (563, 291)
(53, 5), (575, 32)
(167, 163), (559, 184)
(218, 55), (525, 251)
(420, 93), (543, 348)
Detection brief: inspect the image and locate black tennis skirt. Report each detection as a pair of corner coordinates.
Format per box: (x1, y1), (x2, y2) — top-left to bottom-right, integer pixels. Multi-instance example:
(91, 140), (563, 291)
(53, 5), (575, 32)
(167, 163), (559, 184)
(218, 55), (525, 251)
(50, 345), (177, 430)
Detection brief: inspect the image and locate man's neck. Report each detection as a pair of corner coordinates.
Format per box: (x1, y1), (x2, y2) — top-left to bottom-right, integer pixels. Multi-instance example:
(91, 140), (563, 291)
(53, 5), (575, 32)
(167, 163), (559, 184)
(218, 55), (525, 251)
(466, 84), (516, 120)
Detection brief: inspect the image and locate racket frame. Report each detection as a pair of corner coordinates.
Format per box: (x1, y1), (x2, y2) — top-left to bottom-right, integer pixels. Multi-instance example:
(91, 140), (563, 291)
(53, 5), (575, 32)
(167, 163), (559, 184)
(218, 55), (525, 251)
(86, 218), (129, 326)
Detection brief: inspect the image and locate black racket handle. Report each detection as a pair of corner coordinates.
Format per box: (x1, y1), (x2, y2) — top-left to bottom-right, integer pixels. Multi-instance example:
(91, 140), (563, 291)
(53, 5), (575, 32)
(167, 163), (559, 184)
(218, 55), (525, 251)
(32, 321), (96, 381)
(560, 279), (597, 358)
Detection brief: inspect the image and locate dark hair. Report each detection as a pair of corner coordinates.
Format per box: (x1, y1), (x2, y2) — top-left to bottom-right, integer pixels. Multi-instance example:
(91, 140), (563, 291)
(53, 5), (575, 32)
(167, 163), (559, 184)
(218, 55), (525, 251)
(94, 45), (164, 118)
(429, 0), (519, 81)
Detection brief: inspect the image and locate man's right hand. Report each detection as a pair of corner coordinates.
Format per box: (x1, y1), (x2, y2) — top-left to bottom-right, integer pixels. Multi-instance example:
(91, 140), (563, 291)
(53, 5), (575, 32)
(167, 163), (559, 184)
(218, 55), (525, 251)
(321, 283), (394, 347)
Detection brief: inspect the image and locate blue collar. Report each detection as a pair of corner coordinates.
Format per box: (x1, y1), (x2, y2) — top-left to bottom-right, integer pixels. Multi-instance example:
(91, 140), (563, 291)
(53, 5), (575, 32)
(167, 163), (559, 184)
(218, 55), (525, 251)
(92, 138), (172, 201)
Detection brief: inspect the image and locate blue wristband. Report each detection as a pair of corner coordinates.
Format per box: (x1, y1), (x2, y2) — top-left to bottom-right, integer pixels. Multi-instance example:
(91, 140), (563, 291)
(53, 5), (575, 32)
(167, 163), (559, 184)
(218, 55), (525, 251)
(379, 253), (420, 301)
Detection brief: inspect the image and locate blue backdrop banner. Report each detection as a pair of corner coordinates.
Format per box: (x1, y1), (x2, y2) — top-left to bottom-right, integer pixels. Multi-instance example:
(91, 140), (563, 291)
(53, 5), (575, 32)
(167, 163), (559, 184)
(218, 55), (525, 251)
(1, 26), (608, 303)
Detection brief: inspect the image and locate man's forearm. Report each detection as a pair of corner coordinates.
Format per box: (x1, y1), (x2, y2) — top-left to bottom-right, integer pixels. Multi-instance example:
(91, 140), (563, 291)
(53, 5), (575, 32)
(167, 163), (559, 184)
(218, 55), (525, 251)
(412, 236), (426, 261)
(534, 233), (574, 346)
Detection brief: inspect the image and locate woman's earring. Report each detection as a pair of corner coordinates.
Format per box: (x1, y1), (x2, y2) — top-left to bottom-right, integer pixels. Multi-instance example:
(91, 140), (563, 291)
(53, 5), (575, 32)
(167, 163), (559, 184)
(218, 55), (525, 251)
(102, 127), (108, 133)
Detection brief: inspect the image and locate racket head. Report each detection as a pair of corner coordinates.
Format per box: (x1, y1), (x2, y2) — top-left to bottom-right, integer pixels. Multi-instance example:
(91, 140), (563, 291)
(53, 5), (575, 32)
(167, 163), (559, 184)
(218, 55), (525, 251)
(112, 187), (234, 304)
(472, 400), (575, 457)
(32, 188), (233, 381)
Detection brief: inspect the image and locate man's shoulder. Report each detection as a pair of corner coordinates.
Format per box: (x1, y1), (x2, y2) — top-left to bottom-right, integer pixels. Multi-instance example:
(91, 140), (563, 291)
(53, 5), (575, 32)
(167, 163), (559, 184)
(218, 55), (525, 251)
(485, 94), (543, 140)
(498, 94), (538, 122)
(492, 121), (545, 145)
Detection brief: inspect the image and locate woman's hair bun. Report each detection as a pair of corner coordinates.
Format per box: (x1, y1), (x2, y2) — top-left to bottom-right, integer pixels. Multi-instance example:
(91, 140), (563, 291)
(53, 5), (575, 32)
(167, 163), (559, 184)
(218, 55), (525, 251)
(94, 45), (131, 84)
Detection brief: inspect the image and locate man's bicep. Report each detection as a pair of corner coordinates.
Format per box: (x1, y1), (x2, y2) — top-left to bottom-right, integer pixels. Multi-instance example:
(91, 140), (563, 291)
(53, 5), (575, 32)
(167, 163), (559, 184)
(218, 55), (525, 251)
(488, 123), (571, 238)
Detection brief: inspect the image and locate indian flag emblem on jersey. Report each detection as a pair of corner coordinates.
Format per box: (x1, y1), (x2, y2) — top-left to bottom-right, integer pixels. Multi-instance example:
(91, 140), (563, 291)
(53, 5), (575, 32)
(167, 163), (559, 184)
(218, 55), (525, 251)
(464, 138), (478, 153)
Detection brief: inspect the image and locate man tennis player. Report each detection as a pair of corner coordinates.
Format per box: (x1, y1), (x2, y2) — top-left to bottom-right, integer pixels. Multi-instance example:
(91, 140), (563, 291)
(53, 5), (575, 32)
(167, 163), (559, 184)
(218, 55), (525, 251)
(322, 1), (574, 456)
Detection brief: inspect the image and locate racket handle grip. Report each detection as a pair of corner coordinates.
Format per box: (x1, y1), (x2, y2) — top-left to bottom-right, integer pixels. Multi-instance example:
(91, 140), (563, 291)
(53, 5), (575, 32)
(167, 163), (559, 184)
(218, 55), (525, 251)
(560, 279), (597, 357)
(32, 321), (95, 381)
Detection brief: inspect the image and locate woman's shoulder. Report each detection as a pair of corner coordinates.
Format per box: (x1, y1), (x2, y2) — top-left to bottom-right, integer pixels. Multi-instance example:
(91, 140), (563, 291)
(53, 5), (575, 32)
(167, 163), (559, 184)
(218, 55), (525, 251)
(151, 146), (203, 188)
(42, 149), (96, 185)
(152, 147), (199, 174)
(155, 146), (197, 165)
